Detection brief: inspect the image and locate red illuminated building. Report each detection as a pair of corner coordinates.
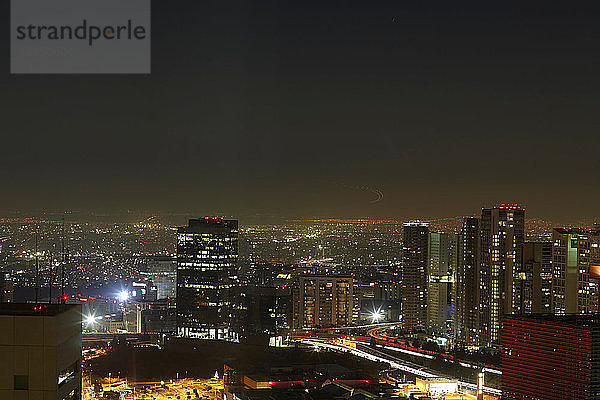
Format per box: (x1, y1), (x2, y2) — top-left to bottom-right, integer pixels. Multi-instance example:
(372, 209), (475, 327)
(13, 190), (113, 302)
(501, 314), (600, 400)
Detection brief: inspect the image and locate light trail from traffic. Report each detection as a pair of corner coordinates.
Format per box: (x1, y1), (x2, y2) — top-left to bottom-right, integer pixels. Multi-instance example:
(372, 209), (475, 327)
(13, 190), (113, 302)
(297, 339), (502, 397)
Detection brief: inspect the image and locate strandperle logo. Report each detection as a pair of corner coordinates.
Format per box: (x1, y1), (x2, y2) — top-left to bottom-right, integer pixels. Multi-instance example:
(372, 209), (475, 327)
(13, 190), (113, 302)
(11, 0), (150, 74)
(15, 19), (147, 47)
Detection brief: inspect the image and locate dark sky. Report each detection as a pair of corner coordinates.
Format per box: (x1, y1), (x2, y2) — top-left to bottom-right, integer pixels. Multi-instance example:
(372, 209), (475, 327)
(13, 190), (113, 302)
(1, 1), (600, 220)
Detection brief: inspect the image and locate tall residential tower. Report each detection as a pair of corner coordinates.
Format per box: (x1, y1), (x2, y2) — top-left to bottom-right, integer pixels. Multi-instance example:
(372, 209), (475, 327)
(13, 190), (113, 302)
(479, 205), (524, 346)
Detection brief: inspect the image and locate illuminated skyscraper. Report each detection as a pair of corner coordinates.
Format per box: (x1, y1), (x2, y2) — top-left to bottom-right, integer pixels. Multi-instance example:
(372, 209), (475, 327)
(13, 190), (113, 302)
(402, 222), (429, 330)
(551, 227), (598, 315)
(427, 232), (456, 331)
(479, 205), (524, 346)
(176, 218), (238, 340)
(455, 217), (480, 345)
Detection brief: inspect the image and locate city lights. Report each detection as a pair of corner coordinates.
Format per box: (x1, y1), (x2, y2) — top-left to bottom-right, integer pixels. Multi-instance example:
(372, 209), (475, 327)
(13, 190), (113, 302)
(118, 290), (129, 302)
(369, 307), (385, 324)
(84, 314), (97, 325)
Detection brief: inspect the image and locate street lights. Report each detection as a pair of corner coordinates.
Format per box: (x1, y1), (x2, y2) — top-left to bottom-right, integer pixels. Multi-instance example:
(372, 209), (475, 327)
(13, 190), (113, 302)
(477, 371), (484, 400)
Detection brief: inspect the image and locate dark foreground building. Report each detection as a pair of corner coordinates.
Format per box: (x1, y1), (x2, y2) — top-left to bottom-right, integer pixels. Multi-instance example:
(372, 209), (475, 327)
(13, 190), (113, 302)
(501, 314), (600, 400)
(0, 303), (82, 400)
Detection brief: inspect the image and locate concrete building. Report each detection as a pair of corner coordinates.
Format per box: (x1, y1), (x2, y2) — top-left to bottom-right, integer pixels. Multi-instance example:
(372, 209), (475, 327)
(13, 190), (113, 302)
(292, 275), (356, 329)
(0, 303), (82, 400)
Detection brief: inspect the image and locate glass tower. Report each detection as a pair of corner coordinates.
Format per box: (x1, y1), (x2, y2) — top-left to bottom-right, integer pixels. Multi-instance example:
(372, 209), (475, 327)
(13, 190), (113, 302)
(176, 218), (238, 340)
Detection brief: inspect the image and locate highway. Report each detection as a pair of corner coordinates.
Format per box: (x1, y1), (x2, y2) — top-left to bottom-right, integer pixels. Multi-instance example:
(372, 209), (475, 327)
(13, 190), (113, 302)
(296, 339), (502, 398)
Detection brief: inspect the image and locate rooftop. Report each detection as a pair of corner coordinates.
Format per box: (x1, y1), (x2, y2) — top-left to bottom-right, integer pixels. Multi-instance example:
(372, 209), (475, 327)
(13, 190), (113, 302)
(0, 303), (80, 317)
(505, 313), (600, 326)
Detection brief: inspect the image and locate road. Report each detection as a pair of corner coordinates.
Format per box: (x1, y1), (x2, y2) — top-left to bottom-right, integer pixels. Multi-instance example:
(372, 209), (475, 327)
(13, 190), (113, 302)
(297, 339), (501, 398)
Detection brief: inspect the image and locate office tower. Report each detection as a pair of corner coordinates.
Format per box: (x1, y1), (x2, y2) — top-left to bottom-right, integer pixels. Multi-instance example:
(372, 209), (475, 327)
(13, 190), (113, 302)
(552, 227), (598, 315)
(0, 303), (82, 400)
(401, 222), (429, 330)
(501, 314), (600, 399)
(292, 275), (356, 329)
(427, 232), (456, 331)
(455, 217), (480, 345)
(519, 241), (553, 313)
(0, 273), (13, 302)
(176, 218), (239, 340)
(144, 256), (177, 299)
(479, 205), (524, 346)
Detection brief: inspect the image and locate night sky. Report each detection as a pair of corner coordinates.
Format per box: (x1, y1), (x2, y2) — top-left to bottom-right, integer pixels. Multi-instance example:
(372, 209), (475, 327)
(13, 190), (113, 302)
(1, 1), (600, 220)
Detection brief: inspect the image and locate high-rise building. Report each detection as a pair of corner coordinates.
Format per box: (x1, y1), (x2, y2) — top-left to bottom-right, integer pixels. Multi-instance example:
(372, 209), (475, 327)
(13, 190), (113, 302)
(402, 222), (429, 330)
(144, 256), (177, 300)
(552, 227), (598, 315)
(0, 303), (82, 400)
(455, 217), (480, 346)
(519, 241), (553, 314)
(292, 275), (356, 329)
(427, 232), (456, 331)
(501, 314), (600, 399)
(176, 218), (238, 340)
(479, 205), (524, 346)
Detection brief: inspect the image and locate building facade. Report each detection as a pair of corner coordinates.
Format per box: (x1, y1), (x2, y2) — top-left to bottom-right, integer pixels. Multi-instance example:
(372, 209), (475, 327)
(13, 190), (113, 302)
(0, 303), (82, 400)
(520, 241), (553, 314)
(455, 217), (480, 346)
(479, 206), (524, 346)
(427, 232), (456, 331)
(144, 256), (177, 300)
(501, 314), (600, 400)
(402, 222), (429, 331)
(0, 273), (13, 303)
(292, 275), (356, 329)
(176, 218), (238, 340)
(552, 227), (598, 315)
